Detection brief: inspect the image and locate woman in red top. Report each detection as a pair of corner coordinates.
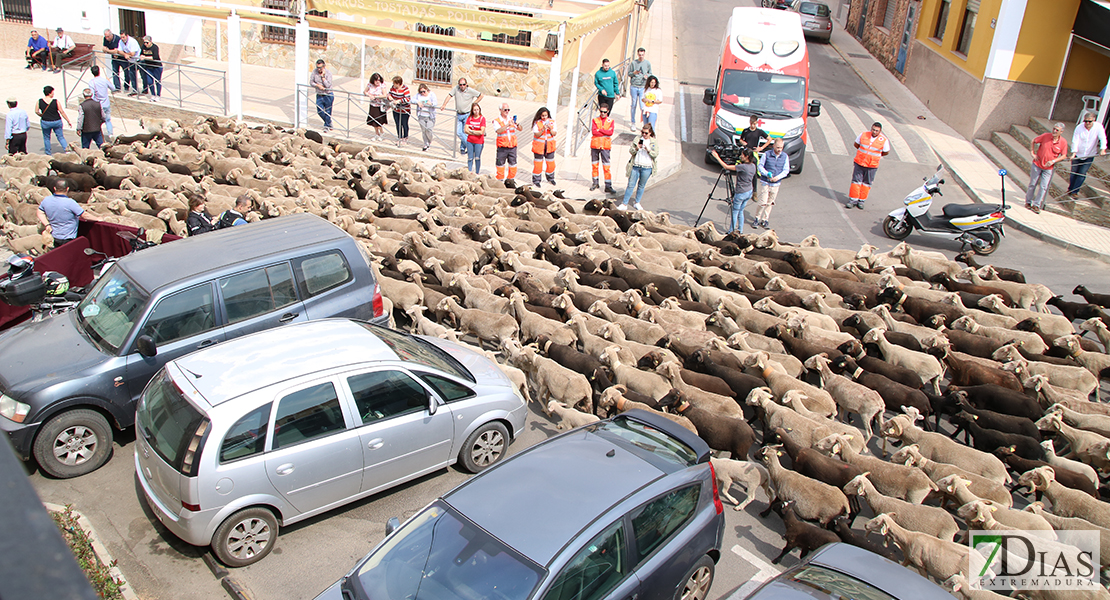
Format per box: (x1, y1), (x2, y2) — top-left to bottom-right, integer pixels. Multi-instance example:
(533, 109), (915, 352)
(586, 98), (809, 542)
(464, 104), (486, 174)
(388, 75), (411, 146)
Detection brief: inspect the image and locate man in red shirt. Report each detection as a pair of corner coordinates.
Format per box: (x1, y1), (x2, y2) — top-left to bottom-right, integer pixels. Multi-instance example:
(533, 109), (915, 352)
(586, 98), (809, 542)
(1025, 122), (1068, 214)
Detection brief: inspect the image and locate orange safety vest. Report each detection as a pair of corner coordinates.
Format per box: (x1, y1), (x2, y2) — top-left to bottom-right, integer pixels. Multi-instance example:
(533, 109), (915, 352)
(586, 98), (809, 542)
(532, 118), (556, 154)
(493, 116), (518, 148)
(854, 131), (888, 168)
(590, 116), (614, 150)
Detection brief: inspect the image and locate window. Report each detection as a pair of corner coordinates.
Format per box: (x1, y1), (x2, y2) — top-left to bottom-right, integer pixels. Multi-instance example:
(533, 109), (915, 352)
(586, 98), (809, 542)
(273, 382), (345, 449)
(932, 0), (951, 41)
(348, 371), (428, 424)
(955, 0), (978, 56)
(141, 284), (217, 345)
(0, 0), (33, 23)
(118, 8), (147, 39)
(220, 404), (271, 463)
(630, 486), (700, 561)
(261, 0), (327, 49)
(476, 7), (532, 72)
(418, 373), (475, 402)
(544, 521), (626, 600)
(415, 24), (455, 84)
(220, 264), (298, 324)
(296, 252), (352, 296)
(137, 371), (209, 473)
(881, 0), (897, 30)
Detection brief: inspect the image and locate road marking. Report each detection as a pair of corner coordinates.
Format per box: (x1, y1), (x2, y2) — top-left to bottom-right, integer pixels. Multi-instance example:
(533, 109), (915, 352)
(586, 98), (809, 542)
(811, 99), (847, 156)
(727, 544), (782, 600)
(812, 153), (869, 246)
(679, 86), (688, 143)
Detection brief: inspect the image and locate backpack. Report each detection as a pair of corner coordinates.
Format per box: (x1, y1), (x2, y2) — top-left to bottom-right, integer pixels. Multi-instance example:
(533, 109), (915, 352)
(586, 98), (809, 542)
(217, 210), (246, 229)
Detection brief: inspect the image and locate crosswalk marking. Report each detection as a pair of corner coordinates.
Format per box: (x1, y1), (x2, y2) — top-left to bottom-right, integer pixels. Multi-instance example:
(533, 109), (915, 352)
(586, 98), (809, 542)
(726, 544), (783, 600)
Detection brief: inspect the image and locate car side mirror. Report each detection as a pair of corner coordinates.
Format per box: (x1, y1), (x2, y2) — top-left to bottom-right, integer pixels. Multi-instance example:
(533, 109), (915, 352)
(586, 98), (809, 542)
(136, 335), (157, 358)
(385, 517), (400, 536)
(427, 393), (438, 415)
(808, 100), (821, 117)
(702, 88), (716, 106)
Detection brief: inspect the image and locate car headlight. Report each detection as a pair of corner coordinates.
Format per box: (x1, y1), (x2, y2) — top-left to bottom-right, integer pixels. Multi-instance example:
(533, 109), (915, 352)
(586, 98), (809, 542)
(715, 115), (735, 136)
(784, 124), (804, 138)
(0, 393), (30, 423)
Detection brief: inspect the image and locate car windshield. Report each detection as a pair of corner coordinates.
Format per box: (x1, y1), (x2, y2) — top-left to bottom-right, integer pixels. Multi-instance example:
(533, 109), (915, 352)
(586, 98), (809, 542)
(590, 416), (698, 468)
(799, 2), (830, 16)
(137, 370), (209, 474)
(719, 69), (806, 119)
(790, 565), (898, 600)
(76, 268), (149, 354)
(350, 502), (544, 600)
(363, 323), (474, 382)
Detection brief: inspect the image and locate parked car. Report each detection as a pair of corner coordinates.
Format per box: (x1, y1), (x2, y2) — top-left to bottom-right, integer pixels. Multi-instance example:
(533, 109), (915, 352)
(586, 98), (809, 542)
(135, 318), (527, 567)
(0, 214), (387, 479)
(315, 409), (725, 600)
(791, 1), (834, 41)
(741, 543), (953, 600)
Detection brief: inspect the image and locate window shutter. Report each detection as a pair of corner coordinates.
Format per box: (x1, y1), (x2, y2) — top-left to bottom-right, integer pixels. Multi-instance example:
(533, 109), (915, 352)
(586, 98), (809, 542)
(966, 0), (980, 12)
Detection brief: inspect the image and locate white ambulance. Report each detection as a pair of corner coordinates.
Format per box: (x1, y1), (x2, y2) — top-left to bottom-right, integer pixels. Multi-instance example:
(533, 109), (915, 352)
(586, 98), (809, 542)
(703, 6), (822, 173)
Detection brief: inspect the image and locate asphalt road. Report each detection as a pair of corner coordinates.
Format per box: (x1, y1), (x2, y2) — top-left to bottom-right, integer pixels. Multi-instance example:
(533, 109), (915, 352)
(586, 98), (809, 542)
(25, 1), (1110, 599)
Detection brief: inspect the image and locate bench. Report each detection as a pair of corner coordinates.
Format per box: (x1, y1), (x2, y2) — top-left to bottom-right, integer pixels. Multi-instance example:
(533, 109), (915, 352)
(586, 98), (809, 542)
(60, 43), (95, 71)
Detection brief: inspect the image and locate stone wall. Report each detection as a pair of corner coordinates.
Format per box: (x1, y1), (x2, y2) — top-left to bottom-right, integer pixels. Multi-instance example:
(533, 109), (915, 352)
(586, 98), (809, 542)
(845, 0), (917, 82)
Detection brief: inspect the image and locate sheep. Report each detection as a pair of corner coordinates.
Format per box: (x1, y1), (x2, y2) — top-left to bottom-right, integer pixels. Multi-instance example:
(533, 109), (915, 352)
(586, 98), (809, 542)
(659, 390), (753, 459)
(436, 297), (519, 348)
(772, 427), (864, 517)
(965, 266), (1054, 312)
(843, 474), (958, 541)
(864, 514), (987, 582)
(686, 347), (770, 402)
(950, 410), (1045, 461)
(1018, 467), (1110, 531)
(1024, 502), (1110, 572)
(872, 304), (943, 346)
(816, 434), (937, 504)
(804, 354), (885, 440)
(934, 345), (1023, 392)
(993, 448), (1098, 498)
(935, 479), (1055, 537)
(546, 400), (600, 430)
(1047, 295), (1110, 324)
(1025, 374), (1103, 409)
(945, 384), (1044, 422)
(503, 340), (593, 415)
(978, 294), (1074, 338)
(758, 446), (850, 526)
(405, 305), (460, 343)
(745, 352), (837, 418)
(950, 314), (1048, 355)
(880, 412), (1011, 484)
(710, 457), (771, 511)
(1047, 403), (1110, 439)
(508, 292), (576, 347)
(589, 301), (668, 346)
(862, 328), (945, 394)
(951, 396), (1040, 440)
(721, 333), (801, 376)
(827, 355), (934, 427)
(768, 500), (841, 564)
(1054, 334), (1110, 382)
(1035, 413), (1110, 469)
(599, 345), (674, 402)
(597, 387), (698, 435)
(1077, 317), (1110, 351)
(956, 501), (1086, 569)
(891, 445), (1012, 507)
(1037, 438), (1100, 487)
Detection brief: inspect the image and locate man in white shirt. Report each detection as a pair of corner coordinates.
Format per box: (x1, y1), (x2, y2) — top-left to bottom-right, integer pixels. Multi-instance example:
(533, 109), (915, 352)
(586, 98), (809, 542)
(49, 27), (75, 73)
(119, 32), (141, 94)
(1067, 111), (1107, 199)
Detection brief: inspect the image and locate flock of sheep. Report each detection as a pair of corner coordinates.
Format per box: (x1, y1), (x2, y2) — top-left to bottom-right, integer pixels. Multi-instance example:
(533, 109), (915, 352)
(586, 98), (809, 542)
(5, 116), (1110, 599)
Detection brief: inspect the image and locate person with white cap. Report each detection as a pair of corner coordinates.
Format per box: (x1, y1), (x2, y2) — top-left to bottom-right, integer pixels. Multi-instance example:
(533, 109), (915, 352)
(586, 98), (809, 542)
(49, 27), (74, 72)
(4, 97), (29, 154)
(76, 88), (106, 148)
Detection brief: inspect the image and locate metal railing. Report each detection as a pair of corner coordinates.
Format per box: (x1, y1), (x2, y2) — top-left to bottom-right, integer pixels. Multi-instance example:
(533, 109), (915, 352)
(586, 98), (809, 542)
(61, 51), (228, 117)
(572, 57), (630, 156)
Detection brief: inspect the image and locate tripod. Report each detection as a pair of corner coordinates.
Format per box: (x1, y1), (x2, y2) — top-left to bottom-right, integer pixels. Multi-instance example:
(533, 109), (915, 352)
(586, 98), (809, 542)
(695, 168), (735, 226)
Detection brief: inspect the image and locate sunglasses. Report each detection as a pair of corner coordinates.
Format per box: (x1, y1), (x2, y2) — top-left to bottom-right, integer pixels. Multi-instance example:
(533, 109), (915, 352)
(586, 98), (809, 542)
(1085, 120), (1095, 124)
(501, 108), (510, 111)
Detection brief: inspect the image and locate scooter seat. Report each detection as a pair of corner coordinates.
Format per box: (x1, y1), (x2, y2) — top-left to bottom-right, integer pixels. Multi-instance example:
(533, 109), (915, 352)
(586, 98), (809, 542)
(942, 203), (1001, 218)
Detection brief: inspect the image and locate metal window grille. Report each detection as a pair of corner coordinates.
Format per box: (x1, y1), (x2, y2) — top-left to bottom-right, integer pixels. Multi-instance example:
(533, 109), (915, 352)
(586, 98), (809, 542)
(415, 24), (454, 84)
(261, 0), (327, 49)
(932, 0), (950, 40)
(118, 8), (147, 39)
(955, 1), (977, 55)
(881, 0), (897, 29)
(0, 0), (33, 23)
(476, 7), (532, 72)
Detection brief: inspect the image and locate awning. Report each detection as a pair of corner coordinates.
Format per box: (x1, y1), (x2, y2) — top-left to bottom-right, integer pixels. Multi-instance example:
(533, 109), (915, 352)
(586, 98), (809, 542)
(306, 0), (561, 37)
(565, 0), (634, 42)
(1074, 0), (1110, 49)
(109, 0), (230, 20)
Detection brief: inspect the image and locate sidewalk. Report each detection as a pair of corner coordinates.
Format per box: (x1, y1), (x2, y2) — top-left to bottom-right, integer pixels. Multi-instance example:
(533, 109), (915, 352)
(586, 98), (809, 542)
(827, 11), (1110, 264)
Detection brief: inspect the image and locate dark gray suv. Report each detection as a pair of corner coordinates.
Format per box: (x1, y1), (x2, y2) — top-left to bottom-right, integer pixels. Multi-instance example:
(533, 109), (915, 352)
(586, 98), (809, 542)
(315, 410), (725, 600)
(0, 214), (387, 479)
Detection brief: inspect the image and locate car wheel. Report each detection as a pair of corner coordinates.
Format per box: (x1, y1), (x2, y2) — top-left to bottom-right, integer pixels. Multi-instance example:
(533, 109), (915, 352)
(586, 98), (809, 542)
(459, 421), (509, 473)
(212, 507), (279, 568)
(676, 555), (715, 600)
(33, 409), (113, 479)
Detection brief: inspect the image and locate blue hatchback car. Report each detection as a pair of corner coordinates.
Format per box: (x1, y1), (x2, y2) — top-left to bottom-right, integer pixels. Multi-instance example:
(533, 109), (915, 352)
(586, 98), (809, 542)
(315, 410), (726, 600)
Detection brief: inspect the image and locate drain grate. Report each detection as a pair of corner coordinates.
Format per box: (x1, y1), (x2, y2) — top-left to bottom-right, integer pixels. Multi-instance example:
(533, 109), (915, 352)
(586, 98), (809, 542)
(613, 133), (636, 144)
(847, 53), (871, 59)
(875, 104), (886, 109)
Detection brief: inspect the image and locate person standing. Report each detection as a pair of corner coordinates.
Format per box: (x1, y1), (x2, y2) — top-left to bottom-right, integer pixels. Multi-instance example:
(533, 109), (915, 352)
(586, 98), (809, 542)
(1026, 122), (1068, 214)
(618, 123), (658, 211)
(414, 83), (437, 152)
(119, 32), (141, 94)
(26, 30), (49, 70)
(492, 103), (519, 185)
(594, 58), (619, 113)
(139, 36), (163, 102)
(388, 76), (411, 146)
(531, 107), (557, 187)
(1067, 111), (1107, 199)
(364, 73), (388, 140)
(846, 122), (890, 209)
(36, 86), (71, 155)
(753, 138), (789, 228)
(37, 180), (101, 248)
(589, 105), (615, 193)
(641, 76), (662, 130)
(464, 104), (486, 174)
(311, 59), (334, 131)
(89, 65), (115, 137)
(76, 88), (106, 148)
(712, 148), (757, 233)
(186, 195), (216, 236)
(440, 78), (483, 154)
(49, 28), (75, 72)
(103, 29), (125, 91)
(626, 47), (652, 129)
(739, 115), (771, 153)
(5, 98), (29, 155)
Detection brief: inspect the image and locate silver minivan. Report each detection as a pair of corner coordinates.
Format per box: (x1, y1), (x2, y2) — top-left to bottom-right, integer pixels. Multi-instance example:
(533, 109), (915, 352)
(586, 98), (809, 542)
(134, 319), (527, 567)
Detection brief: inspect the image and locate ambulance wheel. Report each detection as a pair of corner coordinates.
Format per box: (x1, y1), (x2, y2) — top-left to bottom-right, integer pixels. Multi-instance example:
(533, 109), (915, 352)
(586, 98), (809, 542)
(973, 229), (1001, 255)
(882, 216), (911, 240)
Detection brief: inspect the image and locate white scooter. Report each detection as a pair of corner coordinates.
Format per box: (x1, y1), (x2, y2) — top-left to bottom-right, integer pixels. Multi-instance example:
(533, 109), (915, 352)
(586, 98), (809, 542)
(882, 165), (1006, 255)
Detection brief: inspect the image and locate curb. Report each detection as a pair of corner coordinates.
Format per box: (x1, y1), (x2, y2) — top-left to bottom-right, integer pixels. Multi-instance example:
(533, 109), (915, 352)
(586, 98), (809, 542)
(43, 503), (139, 600)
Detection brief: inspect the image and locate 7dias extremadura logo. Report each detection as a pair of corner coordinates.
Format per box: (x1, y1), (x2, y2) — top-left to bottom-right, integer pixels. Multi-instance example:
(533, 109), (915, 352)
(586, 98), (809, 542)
(970, 530), (1100, 591)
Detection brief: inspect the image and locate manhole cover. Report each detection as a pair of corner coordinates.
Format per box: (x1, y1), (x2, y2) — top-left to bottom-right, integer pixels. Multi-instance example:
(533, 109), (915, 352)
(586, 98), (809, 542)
(613, 133), (636, 144)
(848, 53), (870, 59)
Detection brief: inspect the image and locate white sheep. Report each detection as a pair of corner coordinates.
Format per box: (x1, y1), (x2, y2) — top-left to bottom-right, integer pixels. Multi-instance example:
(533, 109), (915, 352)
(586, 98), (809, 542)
(816, 434), (937, 504)
(864, 514), (989, 582)
(804, 354), (885, 440)
(759, 446), (849, 526)
(1019, 467), (1110, 531)
(890, 444), (1012, 507)
(862, 328), (945, 394)
(843, 474), (958, 541)
(710, 457), (772, 511)
(546, 400), (600, 430)
(880, 412), (1010, 484)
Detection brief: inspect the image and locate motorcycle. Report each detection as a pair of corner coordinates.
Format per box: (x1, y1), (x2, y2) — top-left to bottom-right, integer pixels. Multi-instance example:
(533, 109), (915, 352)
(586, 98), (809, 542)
(0, 254), (83, 321)
(882, 165), (1006, 255)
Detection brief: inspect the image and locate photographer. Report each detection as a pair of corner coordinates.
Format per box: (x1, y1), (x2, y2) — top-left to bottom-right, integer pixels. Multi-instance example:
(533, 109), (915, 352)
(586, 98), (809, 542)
(712, 147), (756, 233)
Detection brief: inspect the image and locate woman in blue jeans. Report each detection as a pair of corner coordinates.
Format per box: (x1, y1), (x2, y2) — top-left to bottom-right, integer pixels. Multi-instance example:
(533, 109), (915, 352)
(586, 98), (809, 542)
(463, 104), (486, 173)
(711, 147), (757, 232)
(618, 123), (658, 210)
(35, 86), (70, 154)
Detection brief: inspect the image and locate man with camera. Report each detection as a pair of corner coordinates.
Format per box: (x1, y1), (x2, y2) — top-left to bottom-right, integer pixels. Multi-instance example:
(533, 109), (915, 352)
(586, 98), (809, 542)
(711, 145), (757, 233)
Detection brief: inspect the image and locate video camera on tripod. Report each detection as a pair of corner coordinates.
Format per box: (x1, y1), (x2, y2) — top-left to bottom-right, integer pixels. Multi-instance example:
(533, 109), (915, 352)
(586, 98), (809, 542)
(712, 142), (743, 165)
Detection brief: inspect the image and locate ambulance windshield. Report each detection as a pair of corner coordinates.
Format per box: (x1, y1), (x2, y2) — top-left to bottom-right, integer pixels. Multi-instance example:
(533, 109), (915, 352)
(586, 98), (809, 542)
(718, 70), (806, 119)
